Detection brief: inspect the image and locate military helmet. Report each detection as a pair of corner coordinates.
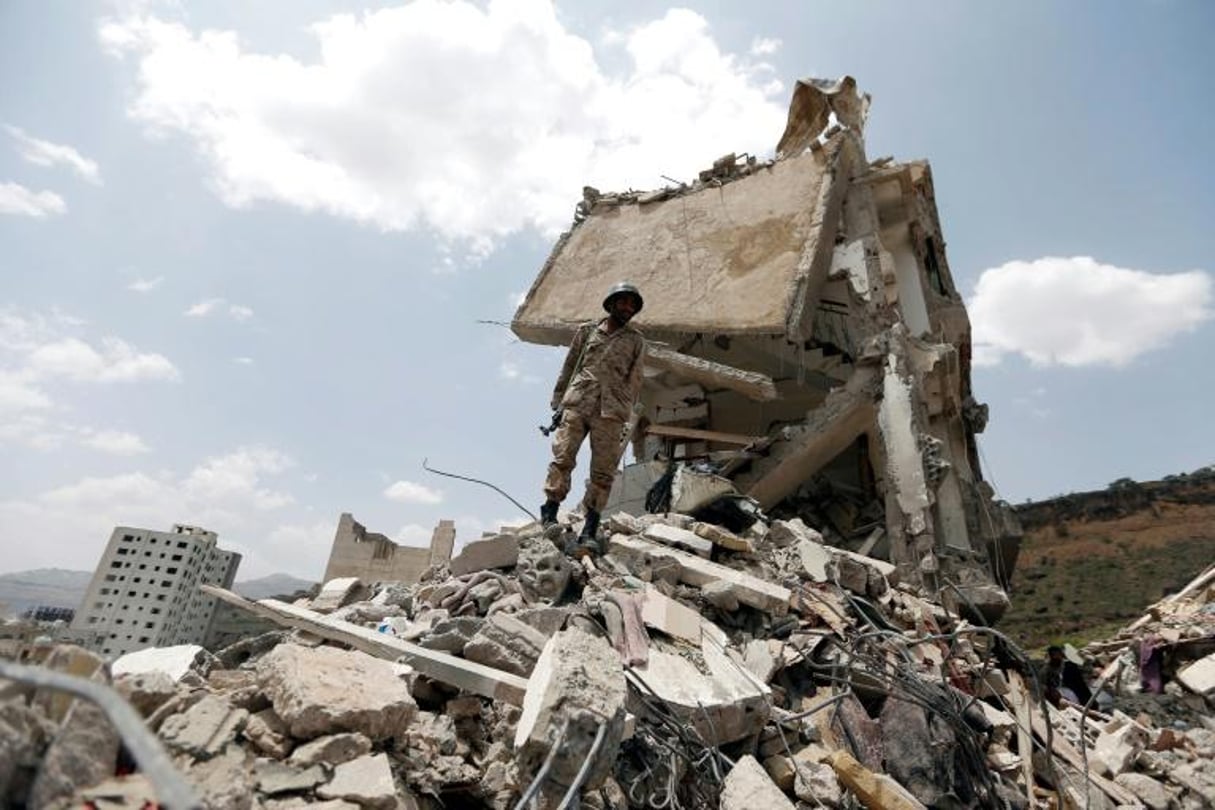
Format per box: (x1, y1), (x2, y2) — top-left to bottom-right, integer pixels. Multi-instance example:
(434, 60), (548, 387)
(602, 282), (644, 314)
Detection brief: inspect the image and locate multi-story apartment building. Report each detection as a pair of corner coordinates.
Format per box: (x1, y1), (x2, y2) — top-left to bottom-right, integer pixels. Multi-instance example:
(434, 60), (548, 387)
(69, 524), (241, 658)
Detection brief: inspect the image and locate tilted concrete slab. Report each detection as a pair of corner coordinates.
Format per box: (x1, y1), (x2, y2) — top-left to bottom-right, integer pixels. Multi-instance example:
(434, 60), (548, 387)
(201, 585), (528, 706)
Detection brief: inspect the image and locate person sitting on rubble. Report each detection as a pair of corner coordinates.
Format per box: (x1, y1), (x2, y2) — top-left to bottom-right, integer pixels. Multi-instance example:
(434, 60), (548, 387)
(539, 282), (646, 558)
(1042, 644), (1093, 707)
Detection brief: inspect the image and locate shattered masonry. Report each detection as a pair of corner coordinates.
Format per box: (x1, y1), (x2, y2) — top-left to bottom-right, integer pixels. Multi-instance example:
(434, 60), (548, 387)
(512, 75), (1019, 621)
(3, 76), (1215, 810)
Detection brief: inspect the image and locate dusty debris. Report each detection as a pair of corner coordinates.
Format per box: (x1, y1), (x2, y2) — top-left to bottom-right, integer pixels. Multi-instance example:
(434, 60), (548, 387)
(3, 75), (1214, 810)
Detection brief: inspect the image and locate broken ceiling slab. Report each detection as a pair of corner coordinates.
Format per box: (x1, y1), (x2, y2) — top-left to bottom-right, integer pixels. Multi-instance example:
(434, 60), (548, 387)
(201, 585), (528, 706)
(608, 534), (791, 615)
(512, 144), (848, 344)
(644, 346), (778, 402)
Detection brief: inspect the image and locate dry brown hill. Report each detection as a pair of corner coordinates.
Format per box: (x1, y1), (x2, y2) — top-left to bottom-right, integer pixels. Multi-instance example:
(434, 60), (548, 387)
(999, 466), (1215, 650)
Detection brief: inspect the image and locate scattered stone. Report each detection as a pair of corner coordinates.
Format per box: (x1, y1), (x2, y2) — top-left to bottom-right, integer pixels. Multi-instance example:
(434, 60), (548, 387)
(418, 616), (484, 653)
(1114, 772), (1171, 810)
(449, 533), (520, 577)
(721, 755), (795, 810)
(289, 732), (373, 769)
(114, 669), (178, 717)
(642, 523), (714, 558)
(317, 753), (398, 810)
(244, 707), (295, 759)
(1177, 651), (1215, 696)
(463, 612), (548, 676)
(768, 518), (822, 549)
(701, 580), (741, 611)
(258, 643), (417, 741)
(254, 759), (327, 795)
(112, 644), (214, 682)
(311, 578), (367, 613)
(794, 759), (844, 807)
(27, 698), (120, 810)
(692, 521), (754, 552)
(159, 694), (249, 759)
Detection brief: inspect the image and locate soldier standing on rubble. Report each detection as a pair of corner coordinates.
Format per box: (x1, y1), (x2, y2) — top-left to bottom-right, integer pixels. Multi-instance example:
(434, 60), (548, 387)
(540, 282), (646, 556)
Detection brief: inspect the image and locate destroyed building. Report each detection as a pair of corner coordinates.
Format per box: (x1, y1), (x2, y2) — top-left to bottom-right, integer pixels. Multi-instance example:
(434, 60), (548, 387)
(512, 76), (1019, 621)
(323, 514), (456, 584)
(5, 76), (1215, 810)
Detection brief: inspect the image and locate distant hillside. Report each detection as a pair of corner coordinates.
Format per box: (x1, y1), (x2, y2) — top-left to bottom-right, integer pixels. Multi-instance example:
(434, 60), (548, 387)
(0, 569), (316, 618)
(1000, 466), (1215, 650)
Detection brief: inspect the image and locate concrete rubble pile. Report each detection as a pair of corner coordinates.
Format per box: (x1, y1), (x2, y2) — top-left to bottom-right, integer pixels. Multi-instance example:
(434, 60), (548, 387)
(4, 514), (1213, 809)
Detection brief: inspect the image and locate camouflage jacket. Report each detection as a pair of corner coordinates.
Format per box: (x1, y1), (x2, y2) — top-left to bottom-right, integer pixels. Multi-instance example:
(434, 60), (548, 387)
(551, 319), (646, 421)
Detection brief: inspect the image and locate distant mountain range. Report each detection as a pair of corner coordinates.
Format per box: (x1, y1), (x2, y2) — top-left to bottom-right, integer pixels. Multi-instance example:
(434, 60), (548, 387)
(0, 568), (315, 618)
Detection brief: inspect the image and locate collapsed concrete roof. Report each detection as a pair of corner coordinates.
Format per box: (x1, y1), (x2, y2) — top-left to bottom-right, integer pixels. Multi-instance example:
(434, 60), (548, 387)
(513, 76), (1019, 616)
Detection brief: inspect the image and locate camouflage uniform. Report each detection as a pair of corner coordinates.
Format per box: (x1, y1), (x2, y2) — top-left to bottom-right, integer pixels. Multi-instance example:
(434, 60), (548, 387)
(544, 319), (646, 512)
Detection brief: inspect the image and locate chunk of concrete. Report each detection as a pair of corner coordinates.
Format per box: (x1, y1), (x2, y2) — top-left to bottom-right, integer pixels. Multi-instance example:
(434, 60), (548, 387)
(642, 523), (713, 558)
(1113, 772), (1170, 810)
(797, 538), (834, 582)
(720, 755), (795, 810)
(112, 644), (213, 682)
(691, 521), (754, 552)
(449, 533), (520, 577)
(27, 698), (120, 810)
(463, 612), (548, 677)
(418, 616), (484, 653)
(639, 586), (702, 643)
(317, 753), (397, 809)
(795, 759), (843, 807)
(768, 518), (823, 549)
(160, 694), (249, 759)
(288, 732), (373, 768)
(701, 579), (742, 611)
(255, 760), (327, 796)
(245, 707), (294, 759)
(515, 628), (627, 798)
(311, 577), (367, 612)
(1092, 720), (1148, 777)
(32, 646), (108, 723)
(1177, 651), (1215, 696)
(608, 534), (791, 615)
(114, 670), (179, 717)
(183, 743), (255, 810)
(258, 643), (417, 741)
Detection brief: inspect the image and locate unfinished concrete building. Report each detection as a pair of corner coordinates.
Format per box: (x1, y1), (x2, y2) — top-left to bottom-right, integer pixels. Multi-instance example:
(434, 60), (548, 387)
(513, 76), (1019, 620)
(322, 513), (455, 584)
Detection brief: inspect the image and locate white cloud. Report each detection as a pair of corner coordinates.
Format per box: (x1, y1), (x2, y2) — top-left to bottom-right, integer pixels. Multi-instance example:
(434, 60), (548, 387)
(0, 181), (67, 217)
(99, 3), (786, 254)
(26, 336), (180, 382)
(81, 429), (151, 455)
(184, 298), (224, 317)
(128, 275), (164, 293)
(184, 297), (254, 321)
(749, 36), (781, 56)
(383, 479), (443, 504)
(233, 356), (254, 365)
(5, 125), (102, 184)
(969, 257), (1213, 368)
(396, 523), (434, 546)
(499, 361), (520, 380)
(0, 444), (305, 575)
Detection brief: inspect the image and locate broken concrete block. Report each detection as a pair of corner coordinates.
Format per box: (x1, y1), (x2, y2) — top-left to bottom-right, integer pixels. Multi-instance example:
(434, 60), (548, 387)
(720, 755), (795, 810)
(288, 732), (373, 768)
(114, 670), (178, 717)
(0, 701), (51, 805)
(1113, 772), (1171, 810)
(316, 753), (397, 809)
(1092, 720), (1148, 777)
(642, 523), (714, 558)
(112, 644), (212, 682)
(245, 707), (294, 759)
(639, 585), (702, 643)
(463, 612), (548, 677)
(768, 518), (823, 549)
(701, 579), (741, 611)
(418, 616), (484, 653)
(258, 643), (417, 741)
(448, 533), (520, 577)
(160, 694), (249, 759)
(742, 639), (780, 683)
(1177, 651), (1215, 696)
(608, 534), (791, 615)
(255, 760), (327, 796)
(27, 698), (120, 810)
(670, 465), (736, 513)
(606, 512), (642, 535)
(797, 538), (834, 582)
(515, 628), (627, 799)
(181, 744), (255, 810)
(515, 606), (570, 637)
(826, 749), (927, 810)
(692, 521), (754, 552)
(32, 646), (108, 723)
(794, 759), (843, 807)
(763, 754), (796, 791)
(627, 644), (769, 745)
(311, 577), (367, 613)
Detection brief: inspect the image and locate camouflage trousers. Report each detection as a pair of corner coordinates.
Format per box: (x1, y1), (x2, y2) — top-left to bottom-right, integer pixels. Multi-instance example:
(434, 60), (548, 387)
(543, 409), (625, 513)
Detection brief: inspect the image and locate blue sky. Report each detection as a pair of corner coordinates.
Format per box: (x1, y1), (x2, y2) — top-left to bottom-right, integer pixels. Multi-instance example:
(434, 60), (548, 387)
(2, 1), (1212, 579)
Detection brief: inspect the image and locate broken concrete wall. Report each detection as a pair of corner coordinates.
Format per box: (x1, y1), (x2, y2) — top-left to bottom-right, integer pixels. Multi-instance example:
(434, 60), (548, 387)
(322, 513), (455, 585)
(513, 75), (1018, 603)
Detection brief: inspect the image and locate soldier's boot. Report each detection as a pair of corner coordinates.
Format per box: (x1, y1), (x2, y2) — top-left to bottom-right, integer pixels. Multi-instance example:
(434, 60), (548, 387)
(573, 509), (601, 558)
(539, 500), (559, 528)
